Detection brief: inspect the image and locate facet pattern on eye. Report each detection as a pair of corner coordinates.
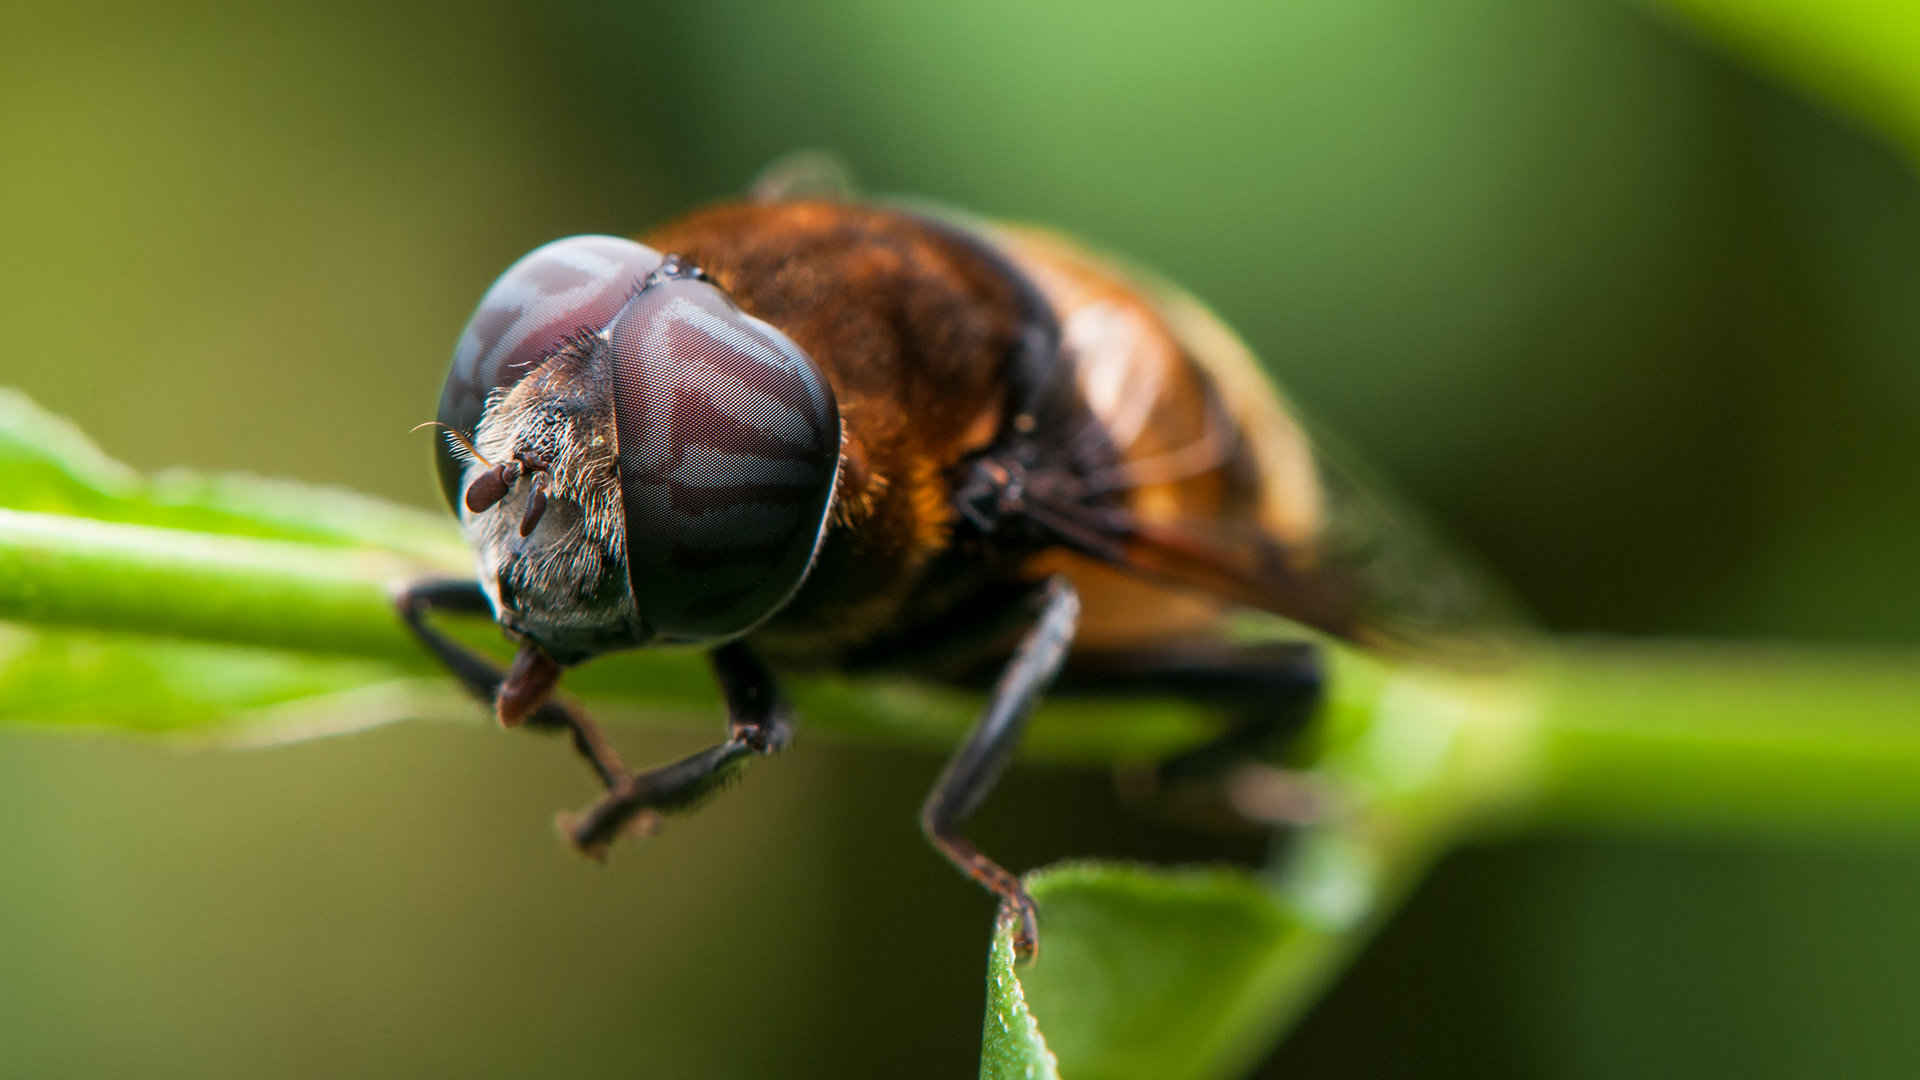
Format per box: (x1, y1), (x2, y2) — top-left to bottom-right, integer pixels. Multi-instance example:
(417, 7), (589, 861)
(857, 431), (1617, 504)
(434, 235), (664, 511)
(607, 277), (841, 642)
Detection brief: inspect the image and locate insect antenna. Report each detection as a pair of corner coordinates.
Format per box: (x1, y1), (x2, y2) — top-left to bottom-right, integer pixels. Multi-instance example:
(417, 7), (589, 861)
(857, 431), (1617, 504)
(411, 420), (495, 469)
(413, 421), (527, 515)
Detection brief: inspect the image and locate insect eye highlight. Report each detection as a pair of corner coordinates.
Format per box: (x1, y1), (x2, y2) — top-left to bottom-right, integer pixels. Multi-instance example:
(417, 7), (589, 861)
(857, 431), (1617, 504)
(605, 270), (841, 642)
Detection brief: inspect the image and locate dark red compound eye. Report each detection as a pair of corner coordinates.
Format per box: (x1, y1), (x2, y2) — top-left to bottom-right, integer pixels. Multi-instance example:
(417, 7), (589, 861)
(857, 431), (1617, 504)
(435, 235), (665, 512)
(605, 263), (842, 643)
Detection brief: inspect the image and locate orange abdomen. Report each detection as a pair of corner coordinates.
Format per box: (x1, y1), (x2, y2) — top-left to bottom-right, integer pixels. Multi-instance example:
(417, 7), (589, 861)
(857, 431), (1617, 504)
(990, 225), (1330, 651)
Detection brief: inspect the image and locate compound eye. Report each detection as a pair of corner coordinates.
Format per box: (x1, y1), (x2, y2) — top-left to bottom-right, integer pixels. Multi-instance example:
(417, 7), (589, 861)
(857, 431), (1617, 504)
(606, 271), (841, 642)
(434, 235), (664, 512)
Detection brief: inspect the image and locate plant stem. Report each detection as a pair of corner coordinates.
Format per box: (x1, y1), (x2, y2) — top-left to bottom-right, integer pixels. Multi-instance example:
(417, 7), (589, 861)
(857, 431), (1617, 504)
(3, 507), (1917, 843)
(1528, 641), (1920, 836)
(0, 508), (435, 662)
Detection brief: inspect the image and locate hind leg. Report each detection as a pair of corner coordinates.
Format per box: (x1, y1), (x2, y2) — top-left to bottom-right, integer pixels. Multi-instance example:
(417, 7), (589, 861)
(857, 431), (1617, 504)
(1060, 639), (1322, 779)
(1056, 640), (1329, 825)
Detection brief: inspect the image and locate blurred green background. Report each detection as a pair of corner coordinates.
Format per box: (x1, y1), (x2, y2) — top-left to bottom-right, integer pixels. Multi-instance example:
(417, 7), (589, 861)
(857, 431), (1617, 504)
(4, 1), (1918, 1076)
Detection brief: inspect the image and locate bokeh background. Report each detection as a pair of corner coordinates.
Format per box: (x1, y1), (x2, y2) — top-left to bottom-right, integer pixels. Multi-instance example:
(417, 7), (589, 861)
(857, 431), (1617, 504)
(4, 1), (1919, 1076)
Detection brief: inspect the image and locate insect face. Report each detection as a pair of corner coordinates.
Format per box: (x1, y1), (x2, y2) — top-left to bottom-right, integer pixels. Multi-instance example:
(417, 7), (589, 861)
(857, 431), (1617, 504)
(437, 237), (842, 662)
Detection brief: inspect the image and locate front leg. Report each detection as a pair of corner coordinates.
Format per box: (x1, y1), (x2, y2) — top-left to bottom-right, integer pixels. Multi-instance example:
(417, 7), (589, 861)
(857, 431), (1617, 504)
(558, 641), (793, 858)
(921, 575), (1080, 963)
(394, 577), (628, 788)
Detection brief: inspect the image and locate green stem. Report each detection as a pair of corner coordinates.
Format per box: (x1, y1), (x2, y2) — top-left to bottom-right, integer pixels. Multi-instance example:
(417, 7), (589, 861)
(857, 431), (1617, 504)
(1528, 641), (1920, 836)
(4, 506), (1917, 842)
(0, 508), (433, 662)
(0, 506), (1217, 757)
(10, 460), (1920, 1079)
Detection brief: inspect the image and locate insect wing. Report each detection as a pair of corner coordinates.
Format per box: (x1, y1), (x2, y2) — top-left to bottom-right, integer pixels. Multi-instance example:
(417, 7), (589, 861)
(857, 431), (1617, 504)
(748, 150), (858, 205)
(994, 224), (1527, 662)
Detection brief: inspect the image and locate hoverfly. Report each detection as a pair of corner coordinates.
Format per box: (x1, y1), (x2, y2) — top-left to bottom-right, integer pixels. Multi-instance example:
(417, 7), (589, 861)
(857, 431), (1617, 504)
(396, 165), (1502, 960)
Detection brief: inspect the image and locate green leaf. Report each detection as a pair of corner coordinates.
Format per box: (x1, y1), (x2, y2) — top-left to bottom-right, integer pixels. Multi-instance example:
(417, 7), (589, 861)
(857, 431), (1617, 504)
(984, 865), (1310, 1080)
(0, 387), (465, 559)
(978, 781), (1462, 1079)
(1650, 0), (1920, 165)
(7, 388), (1920, 1075)
(982, 914), (1062, 1080)
(0, 624), (422, 739)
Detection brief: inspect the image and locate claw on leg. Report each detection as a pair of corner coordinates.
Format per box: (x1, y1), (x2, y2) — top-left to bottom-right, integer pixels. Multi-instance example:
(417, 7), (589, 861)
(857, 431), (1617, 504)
(557, 806), (661, 861)
(998, 893), (1041, 964)
(556, 711), (788, 859)
(920, 577), (1078, 964)
(397, 580), (795, 865)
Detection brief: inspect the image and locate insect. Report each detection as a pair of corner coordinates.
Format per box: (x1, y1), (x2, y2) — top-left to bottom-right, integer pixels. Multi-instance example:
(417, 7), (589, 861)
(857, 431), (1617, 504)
(396, 173), (1499, 961)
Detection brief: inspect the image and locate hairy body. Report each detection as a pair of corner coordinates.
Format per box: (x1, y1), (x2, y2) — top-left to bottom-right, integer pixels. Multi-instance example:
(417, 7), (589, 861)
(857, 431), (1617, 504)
(625, 202), (1334, 669)
(410, 198), (1362, 958)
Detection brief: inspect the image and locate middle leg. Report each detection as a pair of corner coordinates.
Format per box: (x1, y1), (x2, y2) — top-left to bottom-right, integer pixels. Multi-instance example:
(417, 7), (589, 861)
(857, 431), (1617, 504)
(1057, 639), (1324, 787)
(558, 640), (793, 858)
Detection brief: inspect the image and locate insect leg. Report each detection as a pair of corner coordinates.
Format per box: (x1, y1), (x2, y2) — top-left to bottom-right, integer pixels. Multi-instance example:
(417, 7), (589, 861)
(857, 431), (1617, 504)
(393, 577), (628, 788)
(921, 575), (1080, 963)
(558, 641), (792, 858)
(1059, 640), (1324, 787)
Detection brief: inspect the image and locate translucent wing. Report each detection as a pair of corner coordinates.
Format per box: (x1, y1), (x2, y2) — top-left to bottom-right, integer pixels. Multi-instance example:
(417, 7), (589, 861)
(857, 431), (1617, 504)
(988, 223), (1528, 663)
(748, 150), (859, 205)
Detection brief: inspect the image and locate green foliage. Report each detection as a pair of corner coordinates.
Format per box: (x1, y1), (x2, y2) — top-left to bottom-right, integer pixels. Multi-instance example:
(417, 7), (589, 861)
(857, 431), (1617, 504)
(0, 388), (458, 737)
(0, 389), (1212, 753)
(986, 865), (1316, 1080)
(4, 388), (1919, 1079)
(1655, 0), (1920, 165)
